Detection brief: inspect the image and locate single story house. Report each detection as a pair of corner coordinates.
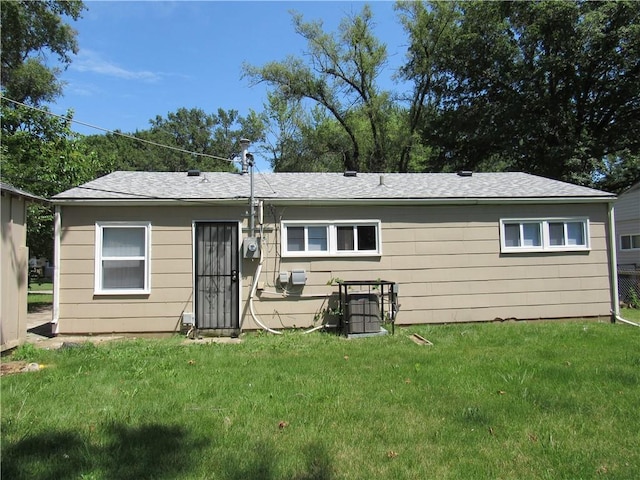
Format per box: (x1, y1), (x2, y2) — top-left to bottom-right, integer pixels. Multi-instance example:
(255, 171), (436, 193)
(1, 182), (47, 351)
(51, 170), (618, 336)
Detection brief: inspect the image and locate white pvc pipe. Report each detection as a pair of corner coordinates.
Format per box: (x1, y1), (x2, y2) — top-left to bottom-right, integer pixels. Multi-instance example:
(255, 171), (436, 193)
(303, 324), (337, 334)
(303, 325), (326, 334)
(248, 240), (282, 335)
(612, 312), (640, 328)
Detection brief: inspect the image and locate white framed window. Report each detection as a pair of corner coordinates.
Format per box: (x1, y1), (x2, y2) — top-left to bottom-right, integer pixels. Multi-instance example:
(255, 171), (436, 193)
(282, 220), (381, 257)
(500, 218), (589, 253)
(620, 234), (640, 250)
(95, 222), (151, 294)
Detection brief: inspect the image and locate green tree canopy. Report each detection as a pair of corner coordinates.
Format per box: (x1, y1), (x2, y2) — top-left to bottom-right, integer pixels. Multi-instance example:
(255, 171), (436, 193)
(1, 0), (85, 105)
(412, 0), (640, 190)
(244, 5), (394, 172)
(79, 107), (266, 173)
(1, 0), (88, 259)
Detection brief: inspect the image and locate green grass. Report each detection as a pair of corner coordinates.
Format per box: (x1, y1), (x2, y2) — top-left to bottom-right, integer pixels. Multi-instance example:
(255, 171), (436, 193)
(28, 282), (53, 311)
(621, 307), (640, 322)
(28, 282), (53, 291)
(2, 321), (639, 479)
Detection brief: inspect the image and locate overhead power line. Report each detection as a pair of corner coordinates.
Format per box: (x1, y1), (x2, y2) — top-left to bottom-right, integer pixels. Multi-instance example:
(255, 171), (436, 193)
(1, 95), (239, 165)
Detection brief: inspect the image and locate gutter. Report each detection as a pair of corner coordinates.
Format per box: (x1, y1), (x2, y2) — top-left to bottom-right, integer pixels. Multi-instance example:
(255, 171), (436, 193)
(49, 195), (615, 208)
(50, 198), (251, 207)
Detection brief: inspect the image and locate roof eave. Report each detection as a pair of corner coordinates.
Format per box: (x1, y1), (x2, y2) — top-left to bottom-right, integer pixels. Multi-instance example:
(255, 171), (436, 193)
(262, 196), (616, 206)
(1, 185), (48, 204)
(51, 198), (250, 207)
(51, 195), (616, 207)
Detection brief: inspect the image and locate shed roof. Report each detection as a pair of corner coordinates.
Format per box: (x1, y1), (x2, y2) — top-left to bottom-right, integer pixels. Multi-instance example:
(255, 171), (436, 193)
(0, 182), (47, 203)
(52, 171), (614, 204)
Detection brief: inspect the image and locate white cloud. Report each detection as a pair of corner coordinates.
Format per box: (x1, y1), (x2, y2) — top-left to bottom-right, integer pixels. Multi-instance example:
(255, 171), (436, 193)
(72, 50), (160, 82)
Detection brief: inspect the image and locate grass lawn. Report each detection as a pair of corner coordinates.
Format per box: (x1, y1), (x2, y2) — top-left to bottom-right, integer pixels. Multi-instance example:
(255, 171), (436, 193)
(2, 320), (639, 479)
(28, 282), (53, 291)
(621, 307), (640, 322)
(27, 282), (53, 312)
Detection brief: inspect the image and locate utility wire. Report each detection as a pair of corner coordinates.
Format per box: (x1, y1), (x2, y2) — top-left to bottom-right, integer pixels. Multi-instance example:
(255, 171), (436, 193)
(2, 95), (281, 197)
(1, 95), (239, 165)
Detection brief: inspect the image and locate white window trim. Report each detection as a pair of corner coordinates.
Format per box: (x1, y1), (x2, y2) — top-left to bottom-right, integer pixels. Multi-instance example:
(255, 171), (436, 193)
(500, 218), (590, 253)
(620, 233), (640, 251)
(282, 220), (382, 257)
(95, 221), (151, 295)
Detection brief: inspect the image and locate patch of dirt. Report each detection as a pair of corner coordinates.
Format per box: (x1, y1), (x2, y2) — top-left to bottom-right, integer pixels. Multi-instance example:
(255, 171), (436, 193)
(0, 361), (45, 376)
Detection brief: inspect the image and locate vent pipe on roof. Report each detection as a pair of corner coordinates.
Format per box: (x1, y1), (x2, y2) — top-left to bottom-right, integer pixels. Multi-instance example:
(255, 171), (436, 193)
(457, 170), (473, 177)
(379, 175), (385, 186)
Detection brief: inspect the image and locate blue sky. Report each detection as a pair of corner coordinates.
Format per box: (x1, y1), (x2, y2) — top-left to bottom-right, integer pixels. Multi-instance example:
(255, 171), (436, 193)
(52, 1), (408, 171)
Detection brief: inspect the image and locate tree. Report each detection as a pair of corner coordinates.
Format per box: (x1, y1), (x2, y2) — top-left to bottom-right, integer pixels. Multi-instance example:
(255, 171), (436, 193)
(78, 107), (266, 173)
(394, 1), (458, 172)
(1, 0), (85, 105)
(409, 0), (640, 190)
(1, 0), (87, 260)
(244, 5), (393, 172)
(259, 92), (349, 172)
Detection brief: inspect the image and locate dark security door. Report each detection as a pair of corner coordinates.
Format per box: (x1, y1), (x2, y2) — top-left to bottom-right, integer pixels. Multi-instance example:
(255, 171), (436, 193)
(195, 222), (239, 331)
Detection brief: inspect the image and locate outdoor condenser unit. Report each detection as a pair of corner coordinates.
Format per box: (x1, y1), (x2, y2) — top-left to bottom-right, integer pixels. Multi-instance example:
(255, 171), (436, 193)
(346, 293), (380, 334)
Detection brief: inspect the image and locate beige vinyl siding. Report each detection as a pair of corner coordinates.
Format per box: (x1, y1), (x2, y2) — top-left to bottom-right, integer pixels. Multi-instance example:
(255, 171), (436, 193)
(58, 205), (245, 334)
(1, 193), (29, 350)
(615, 187), (640, 267)
(58, 201), (613, 334)
(254, 203), (611, 327)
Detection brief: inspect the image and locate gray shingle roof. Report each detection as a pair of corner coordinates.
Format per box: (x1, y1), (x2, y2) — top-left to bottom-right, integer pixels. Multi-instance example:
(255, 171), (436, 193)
(1, 181), (47, 203)
(52, 171), (614, 202)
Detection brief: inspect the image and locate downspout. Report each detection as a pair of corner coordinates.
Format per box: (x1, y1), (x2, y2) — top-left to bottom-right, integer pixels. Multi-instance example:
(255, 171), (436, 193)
(613, 313), (640, 327)
(52, 205), (61, 334)
(605, 202), (637, 327)
(607, 201), (620, 322)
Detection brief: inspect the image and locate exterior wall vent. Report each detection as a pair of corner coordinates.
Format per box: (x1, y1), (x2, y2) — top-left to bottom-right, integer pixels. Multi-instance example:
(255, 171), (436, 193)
(457, 170), (473, 177)
(187, 169), (201, 177)
(344, 171), (357, 177)
(291, 269), (307, 285)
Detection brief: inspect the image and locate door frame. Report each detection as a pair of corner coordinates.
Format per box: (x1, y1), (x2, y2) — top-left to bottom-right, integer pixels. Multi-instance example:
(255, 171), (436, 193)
(192, 220), (242, 333)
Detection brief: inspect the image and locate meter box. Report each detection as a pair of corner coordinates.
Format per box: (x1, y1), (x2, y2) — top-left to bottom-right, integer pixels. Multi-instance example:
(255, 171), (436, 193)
(243, 237), (260, 259)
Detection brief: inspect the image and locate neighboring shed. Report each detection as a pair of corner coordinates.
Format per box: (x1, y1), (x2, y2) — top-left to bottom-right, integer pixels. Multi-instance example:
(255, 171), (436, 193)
(1, 182), (47, 351)
(51, 171), (618, 336)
